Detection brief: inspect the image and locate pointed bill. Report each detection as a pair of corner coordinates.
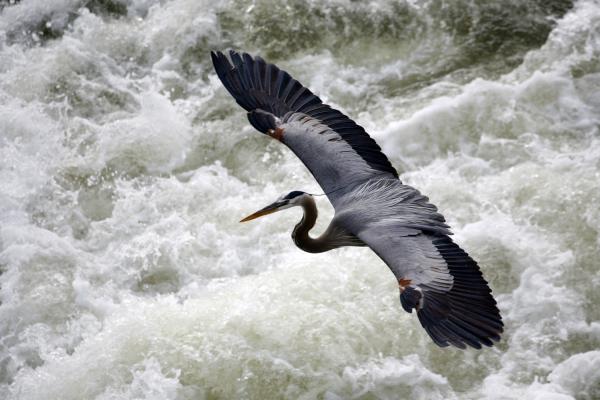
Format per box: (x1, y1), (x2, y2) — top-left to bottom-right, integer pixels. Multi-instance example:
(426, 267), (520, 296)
(239, 202), (284, 222)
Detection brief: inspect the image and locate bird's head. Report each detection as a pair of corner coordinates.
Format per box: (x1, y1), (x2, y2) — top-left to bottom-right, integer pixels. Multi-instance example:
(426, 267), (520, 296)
(240, 191), (310, 222)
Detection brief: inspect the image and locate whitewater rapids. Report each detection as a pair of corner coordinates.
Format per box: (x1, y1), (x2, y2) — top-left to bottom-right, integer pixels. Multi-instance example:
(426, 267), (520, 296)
(1, 0), (599, 399)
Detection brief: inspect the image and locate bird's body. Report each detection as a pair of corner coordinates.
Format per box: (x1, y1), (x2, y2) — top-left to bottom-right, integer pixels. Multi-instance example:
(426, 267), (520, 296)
(212, 50), (503, 349)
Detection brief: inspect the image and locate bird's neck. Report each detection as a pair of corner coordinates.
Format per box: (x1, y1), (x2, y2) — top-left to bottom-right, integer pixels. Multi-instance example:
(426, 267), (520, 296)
(292, 196), (348, 253)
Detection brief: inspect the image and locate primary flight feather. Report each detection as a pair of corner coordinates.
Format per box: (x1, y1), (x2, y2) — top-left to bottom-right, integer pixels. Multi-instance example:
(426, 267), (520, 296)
(211, 50), (503, 349)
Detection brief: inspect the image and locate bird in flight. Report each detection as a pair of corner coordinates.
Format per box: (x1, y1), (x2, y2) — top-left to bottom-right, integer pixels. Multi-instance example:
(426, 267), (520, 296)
(211, 50), (503, 349)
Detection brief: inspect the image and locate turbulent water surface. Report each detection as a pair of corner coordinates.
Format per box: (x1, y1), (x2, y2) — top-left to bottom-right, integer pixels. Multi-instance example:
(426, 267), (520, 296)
(1, 0), (600, 399)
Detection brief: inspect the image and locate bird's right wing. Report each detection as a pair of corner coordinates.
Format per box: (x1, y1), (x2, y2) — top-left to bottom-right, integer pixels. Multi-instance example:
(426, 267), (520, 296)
(211, 50), (398, 207)
(275, 112), (398, 207)
(336, 179), (503, 349)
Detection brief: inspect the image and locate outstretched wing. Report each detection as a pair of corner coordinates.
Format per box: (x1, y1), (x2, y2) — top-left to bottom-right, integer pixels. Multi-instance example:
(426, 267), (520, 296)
(361, 229), (503, 349)
(211, 50), (398, 206)
(337, 179), (503, 349)
(212, 50), (503, 349)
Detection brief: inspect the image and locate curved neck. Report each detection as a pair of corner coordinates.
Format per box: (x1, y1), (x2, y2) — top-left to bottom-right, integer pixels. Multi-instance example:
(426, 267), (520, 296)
(292, 196), (339, 253)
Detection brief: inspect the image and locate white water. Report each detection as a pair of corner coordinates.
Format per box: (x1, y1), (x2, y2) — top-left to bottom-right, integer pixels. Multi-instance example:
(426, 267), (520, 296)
(1, 0), (599, 399)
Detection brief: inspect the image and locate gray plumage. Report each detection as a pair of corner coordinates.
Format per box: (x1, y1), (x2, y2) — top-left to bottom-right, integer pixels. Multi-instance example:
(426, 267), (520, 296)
(212, 50), (503, 349)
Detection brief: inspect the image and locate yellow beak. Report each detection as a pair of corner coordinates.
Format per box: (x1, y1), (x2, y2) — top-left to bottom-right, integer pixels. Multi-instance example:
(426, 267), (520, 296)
(239, 202), (284, 222)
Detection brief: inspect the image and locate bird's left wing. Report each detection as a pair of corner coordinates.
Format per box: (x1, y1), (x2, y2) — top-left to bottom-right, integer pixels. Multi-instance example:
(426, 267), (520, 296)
(211, 50), (398, 207)
(335, 179), (503, 349)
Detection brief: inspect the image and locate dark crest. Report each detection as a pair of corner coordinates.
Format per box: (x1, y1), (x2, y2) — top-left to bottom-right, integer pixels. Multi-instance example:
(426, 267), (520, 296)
(284, 191), (305, 200)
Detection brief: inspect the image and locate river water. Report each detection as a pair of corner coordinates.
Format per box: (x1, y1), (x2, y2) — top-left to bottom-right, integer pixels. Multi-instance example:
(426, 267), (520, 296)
(1, 0), (599, 399)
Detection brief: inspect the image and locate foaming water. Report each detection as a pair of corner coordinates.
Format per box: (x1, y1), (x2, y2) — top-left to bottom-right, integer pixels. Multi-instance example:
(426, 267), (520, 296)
(1, 0), (599, 399)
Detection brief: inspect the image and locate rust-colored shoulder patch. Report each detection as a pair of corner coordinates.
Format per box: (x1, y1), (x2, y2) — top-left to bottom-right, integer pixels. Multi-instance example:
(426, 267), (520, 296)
(398, 278), (412, 292)
(267, 127), (284, 141)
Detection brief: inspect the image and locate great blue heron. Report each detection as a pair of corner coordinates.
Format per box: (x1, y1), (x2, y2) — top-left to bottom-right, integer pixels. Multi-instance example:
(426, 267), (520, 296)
(211, 50), (503, 349)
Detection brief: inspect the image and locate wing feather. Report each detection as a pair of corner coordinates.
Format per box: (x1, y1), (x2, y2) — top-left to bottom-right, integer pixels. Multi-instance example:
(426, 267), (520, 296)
(212, 50), (503, 349)
(277, 113), (392, 206)
(210, 50), (398, 181)
(357, 227), (503, 348)
(336, 180), (503, 349)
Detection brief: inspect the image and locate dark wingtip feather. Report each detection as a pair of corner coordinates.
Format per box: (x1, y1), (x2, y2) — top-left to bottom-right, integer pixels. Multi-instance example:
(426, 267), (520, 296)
(210, 49), (398, 178)
(247, 109), (277, 134)
(400, 287), (421, 313)
(407, 236), (503, 350)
